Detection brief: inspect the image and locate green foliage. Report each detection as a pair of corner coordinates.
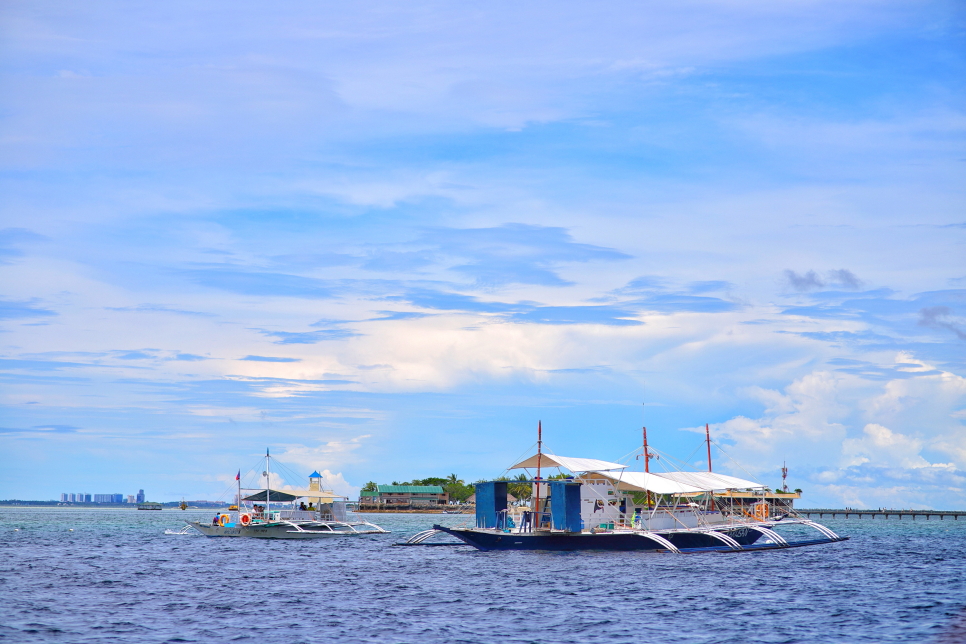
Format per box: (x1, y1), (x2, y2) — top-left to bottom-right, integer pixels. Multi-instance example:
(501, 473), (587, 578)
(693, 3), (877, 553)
(509, 473), (532, 500)
(794, 488), (803, 494)
(361, 481), (377, 492)
(406, 477), (449, 486)
(379, 474), (474, 502)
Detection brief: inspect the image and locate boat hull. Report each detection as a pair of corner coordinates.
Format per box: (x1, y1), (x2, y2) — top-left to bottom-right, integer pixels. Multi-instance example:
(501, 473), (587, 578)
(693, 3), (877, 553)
(188, 522), (382, 539)
(432, 525), (765, 551)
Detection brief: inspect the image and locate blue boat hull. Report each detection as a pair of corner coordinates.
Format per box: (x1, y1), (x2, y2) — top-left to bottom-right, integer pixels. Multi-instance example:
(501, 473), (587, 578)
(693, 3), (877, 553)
(433, 525), (766, 552)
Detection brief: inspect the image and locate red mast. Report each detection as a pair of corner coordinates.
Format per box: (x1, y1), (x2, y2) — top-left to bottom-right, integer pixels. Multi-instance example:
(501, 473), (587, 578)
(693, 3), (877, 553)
(642, 426), (649, 473)
(706, 423), (713, 472)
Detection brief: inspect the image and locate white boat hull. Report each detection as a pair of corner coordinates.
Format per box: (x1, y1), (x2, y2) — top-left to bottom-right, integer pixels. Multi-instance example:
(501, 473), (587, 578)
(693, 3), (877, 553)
(188, 521), (386, 539)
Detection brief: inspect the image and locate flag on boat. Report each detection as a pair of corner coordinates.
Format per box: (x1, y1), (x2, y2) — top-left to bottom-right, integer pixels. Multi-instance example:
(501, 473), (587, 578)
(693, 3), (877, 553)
(236, 470), (240, 481)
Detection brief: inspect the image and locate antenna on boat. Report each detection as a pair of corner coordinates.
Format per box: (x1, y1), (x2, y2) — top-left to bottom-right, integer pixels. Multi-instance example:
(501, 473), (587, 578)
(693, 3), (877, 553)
(534, 420), (542, 529)
(706, 423), (713, 472)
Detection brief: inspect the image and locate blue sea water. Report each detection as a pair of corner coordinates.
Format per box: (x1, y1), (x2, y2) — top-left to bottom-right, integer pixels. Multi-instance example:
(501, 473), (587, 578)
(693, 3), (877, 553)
(1, 508), (965, 643)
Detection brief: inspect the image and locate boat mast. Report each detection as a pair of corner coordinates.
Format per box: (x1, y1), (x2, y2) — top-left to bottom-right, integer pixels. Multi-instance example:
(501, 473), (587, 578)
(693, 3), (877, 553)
(265, 447), (271, 518)
(642, 426), (649, 473)
(643, 425), (652, 509)
(534, 420), (542, 529)
(706, 423), (712, 472)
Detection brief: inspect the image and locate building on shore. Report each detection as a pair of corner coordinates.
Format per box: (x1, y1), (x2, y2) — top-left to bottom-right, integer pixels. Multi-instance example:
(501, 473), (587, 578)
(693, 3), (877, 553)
(465, 492), (515, 505)
(358, 485), (448, 509)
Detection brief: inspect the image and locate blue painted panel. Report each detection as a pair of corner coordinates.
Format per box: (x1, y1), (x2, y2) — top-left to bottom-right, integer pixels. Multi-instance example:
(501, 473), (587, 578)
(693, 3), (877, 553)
(549, 481), (582, 532)
(475, 481), (508, 529)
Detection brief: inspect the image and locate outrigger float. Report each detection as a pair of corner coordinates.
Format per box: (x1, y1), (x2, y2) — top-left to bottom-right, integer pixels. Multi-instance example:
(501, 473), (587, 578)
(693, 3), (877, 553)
(173, 450), (388, 539)
(421, 422), (847, 553)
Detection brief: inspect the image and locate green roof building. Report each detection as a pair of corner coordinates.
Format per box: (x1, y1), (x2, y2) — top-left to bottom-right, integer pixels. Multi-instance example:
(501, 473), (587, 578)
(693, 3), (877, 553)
(359, 484), (448, 506)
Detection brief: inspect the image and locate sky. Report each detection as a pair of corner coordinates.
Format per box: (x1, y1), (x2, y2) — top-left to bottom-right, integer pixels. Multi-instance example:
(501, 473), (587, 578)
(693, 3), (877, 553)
(1, 1), (964, 508)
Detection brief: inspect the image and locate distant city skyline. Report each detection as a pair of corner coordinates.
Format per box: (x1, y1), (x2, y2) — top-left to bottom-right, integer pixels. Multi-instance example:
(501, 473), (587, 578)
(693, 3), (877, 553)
(1, 1), (964, 509)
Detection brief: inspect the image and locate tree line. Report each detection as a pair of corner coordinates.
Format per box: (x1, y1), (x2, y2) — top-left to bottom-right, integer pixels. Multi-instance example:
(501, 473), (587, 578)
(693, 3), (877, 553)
(361, 473), (574, 503)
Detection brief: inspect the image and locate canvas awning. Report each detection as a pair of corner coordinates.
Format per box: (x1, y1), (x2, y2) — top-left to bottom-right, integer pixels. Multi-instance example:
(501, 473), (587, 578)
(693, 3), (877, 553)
(509, 454), (627, 473)
(591, 471), (707, 495)
(242, 489), (343, 503)
(655, 471), (765, 491)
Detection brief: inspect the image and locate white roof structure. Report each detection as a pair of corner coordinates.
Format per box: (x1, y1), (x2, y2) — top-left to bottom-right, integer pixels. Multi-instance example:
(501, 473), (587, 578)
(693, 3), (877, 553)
(243, 488), (343, 502)
(594, 471), (707, 495)
(589, 470), (765, 494)
(655, 471), (765, 491)
(509, 454), (627, 472)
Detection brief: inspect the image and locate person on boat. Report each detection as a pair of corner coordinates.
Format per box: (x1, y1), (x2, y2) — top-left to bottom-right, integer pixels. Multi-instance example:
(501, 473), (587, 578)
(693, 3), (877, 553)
(307, 503), (315, 511)
(299, 502), (307, 511)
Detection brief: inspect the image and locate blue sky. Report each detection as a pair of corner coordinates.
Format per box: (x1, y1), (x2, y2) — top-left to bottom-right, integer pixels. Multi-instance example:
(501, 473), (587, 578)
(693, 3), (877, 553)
(1, 1), (964, 508)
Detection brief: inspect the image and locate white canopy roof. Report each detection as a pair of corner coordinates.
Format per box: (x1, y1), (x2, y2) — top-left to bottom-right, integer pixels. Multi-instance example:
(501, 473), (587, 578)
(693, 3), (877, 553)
(590, 470), (765, 494)
(510, 454), (627, 472)
(243, 488), (343, 502)
(655, 471), (765, 491)
(594, 471), (707, 495)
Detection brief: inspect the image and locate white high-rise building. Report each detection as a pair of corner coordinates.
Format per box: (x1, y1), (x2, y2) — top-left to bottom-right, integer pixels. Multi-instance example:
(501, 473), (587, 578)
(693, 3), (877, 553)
(61, 493), (69, 502)
(69, 493), (76, 502)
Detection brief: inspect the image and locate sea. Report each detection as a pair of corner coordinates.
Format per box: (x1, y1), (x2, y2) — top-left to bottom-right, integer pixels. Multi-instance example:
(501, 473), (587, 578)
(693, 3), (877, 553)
(1, 507), (964, 643)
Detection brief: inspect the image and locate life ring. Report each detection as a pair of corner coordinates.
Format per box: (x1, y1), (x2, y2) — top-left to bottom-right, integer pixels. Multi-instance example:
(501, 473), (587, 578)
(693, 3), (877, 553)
(239, 513), (252, 526)
(754, 502), (769, 521)
(219, 514), (230, 526)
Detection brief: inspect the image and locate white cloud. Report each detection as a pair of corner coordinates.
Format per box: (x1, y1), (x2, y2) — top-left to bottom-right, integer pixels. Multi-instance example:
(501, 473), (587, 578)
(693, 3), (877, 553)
(275, 436), (370, 470)
(706, 355), (966, 507)
(842, 423), (930, 469)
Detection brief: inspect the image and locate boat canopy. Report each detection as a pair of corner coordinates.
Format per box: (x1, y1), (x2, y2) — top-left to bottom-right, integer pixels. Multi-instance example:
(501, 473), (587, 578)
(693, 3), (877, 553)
(594, 471), (707, 495)
(655, 471), (766, 491)
(590, 470), (765, 494)
(242, 489), (343, 503)
(509, 454), (627, 473)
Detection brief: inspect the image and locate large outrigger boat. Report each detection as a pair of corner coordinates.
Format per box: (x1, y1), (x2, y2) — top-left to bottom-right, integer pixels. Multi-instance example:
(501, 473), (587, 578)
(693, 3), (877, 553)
(427, 423), (846, 553)
(176, 450), (387, 539)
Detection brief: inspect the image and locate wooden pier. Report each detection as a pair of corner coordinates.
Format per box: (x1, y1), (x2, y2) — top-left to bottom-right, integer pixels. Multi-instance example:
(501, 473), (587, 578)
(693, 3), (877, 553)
(797, 508), (966, 520)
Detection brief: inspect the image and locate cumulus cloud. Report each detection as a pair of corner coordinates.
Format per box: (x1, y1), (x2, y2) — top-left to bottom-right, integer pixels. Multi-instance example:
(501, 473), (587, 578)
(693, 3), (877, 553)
(704, 357), (966, 507)
(784, 269), (826, 292)
(919, 306), (966, 340)
(274, 437), (371, 496)
(783, 269), (863, 292)
(827, 269), (863, 289)
(841, 423), (930, 469)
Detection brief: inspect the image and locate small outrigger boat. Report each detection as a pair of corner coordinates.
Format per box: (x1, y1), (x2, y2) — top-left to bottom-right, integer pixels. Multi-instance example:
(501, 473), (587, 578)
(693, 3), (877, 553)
(426, 423), (847, 553)
(178, 450), (388, 539)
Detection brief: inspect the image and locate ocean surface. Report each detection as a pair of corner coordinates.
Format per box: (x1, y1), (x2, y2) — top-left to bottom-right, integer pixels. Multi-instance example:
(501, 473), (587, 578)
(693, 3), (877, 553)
(1, 508), (965, 643)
